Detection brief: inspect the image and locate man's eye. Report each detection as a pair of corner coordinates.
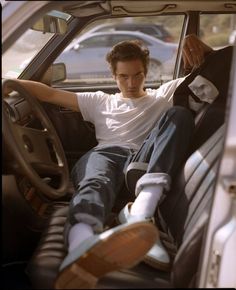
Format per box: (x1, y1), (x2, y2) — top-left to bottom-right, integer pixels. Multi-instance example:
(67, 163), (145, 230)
(136, 73), (144, 78)
(119, 75), (128, 80)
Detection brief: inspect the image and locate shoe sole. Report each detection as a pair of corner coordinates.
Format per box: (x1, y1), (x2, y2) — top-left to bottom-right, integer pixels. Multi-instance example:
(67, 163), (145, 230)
(118, 204), (170, 272)
(55, 222), (158, 289)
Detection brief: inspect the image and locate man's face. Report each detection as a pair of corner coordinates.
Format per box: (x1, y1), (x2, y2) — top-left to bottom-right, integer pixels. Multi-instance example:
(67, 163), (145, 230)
(114, 59), (146, 98)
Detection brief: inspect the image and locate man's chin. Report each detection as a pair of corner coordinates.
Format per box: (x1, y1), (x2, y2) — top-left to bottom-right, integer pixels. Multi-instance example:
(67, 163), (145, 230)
(126, 91), (139, 98)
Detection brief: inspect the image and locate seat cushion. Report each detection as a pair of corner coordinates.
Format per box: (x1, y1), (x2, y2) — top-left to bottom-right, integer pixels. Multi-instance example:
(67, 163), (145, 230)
(26, 205), (68, 289)
(26, 204), (171, 289)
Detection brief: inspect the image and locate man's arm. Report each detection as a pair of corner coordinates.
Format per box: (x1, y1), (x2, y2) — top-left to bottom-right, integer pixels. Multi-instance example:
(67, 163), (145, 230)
(182, 34), (213, 73)
(4, 79), (80, 112)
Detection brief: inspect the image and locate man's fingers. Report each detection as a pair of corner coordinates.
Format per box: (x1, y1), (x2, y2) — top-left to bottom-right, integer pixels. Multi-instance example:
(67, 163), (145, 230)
(183, 48), (193, 68)
(3, 84), (13, 97)
(183, 35), (206, 68)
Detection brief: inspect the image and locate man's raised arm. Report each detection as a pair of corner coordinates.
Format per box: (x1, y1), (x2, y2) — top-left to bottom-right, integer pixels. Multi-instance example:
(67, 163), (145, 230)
(182, 34), (213, 73)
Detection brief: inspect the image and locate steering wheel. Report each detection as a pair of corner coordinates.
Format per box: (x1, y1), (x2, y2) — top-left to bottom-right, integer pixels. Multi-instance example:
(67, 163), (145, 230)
(2, 79), (70, 200)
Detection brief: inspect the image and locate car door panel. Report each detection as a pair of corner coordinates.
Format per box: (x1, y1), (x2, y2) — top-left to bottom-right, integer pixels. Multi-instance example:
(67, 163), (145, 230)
(41, 86), (120, 170)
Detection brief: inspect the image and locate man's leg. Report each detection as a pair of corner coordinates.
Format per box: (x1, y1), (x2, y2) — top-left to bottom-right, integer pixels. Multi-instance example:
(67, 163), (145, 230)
(128, 106), (195, 198)
(120, 106), (195, 270)
(56, 146), (158, 289)
(66, 146), (131, 249)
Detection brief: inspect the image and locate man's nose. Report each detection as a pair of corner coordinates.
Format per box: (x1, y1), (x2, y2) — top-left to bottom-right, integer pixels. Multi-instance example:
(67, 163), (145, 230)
(127, 76), (136, 87)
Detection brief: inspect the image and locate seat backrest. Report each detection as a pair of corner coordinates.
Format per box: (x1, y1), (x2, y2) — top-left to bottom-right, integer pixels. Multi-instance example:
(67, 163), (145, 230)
(158, 125), (225, 287)
(173, 46), (233, 112)
(172, 46), (232, 158)
(158, 124), (225, 244)
(188, 101), (226, 156)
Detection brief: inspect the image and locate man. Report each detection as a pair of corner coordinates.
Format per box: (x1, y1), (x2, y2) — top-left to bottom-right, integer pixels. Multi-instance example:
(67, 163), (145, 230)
(5, 35), (213, 289)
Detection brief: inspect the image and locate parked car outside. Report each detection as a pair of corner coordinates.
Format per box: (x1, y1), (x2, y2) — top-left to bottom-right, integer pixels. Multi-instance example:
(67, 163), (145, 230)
(85, 22), (174, 42)
(54, 31), (178, 82)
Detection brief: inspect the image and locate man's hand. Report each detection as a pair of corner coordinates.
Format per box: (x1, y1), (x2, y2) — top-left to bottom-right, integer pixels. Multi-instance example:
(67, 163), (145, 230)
(182, 34), (213, 72)
(2, 81), (14, 97)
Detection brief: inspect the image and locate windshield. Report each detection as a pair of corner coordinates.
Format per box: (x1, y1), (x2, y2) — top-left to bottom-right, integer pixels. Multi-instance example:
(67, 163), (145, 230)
(2, 29), (54, 79)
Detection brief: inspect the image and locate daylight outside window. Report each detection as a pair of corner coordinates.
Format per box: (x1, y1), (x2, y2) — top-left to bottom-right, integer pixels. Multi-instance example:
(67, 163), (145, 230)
(2, 9), (71, 80)
(53, 15), (184, 86)
(2, 13), (235, 87)
(2, 30), (54, 79)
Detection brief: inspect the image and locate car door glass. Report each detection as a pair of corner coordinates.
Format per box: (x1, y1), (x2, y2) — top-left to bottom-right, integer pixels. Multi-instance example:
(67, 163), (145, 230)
(80, 35), (110, 49)
(2, 29), (54, 79)
(107, 34), (149, 47)
(200, 13), (235, 48)
(2, 9), (71, 79)
(141, 27), (160, 36)
(53, 15), (184, 86)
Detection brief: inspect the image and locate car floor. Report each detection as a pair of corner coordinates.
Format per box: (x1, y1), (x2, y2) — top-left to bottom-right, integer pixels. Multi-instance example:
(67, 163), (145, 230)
(97, 262), (171, 288)
(2, 262), (32, 289)
(1, 260), (171, 289)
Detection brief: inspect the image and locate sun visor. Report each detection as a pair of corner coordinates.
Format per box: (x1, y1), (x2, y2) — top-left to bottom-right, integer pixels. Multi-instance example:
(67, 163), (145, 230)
(64, 1), (110, 17)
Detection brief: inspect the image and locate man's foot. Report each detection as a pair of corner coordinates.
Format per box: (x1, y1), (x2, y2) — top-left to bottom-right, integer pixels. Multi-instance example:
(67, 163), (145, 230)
(118, 203), (171, 271)
(55, 221), (158, 289)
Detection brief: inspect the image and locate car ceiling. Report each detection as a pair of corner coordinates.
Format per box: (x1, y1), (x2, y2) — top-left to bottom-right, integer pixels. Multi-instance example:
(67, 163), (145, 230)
(62, 1), (236, 17)
(2, 0), (236, 54)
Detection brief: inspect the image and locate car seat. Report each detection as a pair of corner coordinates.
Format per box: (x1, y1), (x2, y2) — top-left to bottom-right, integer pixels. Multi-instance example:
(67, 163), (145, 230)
(25, 123), (226, 288)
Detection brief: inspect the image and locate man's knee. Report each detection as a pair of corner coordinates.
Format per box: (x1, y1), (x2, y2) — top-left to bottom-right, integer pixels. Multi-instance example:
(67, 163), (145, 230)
(166, 106), (195, 128)
(168, 106), (193, 119)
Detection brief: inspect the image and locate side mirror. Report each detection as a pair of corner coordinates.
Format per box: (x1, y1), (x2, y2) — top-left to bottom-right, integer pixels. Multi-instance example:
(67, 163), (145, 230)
(41, 63), (66, 85)
(32, 10), (70, 35)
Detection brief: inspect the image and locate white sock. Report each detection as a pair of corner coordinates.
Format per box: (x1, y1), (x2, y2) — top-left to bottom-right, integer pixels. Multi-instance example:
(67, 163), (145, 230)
(68, 222), (94, 252)
(130, 185), (163, 218)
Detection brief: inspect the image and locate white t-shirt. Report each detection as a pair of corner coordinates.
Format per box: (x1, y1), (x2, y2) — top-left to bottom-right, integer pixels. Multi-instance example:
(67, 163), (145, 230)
(76, 78), (185, 150)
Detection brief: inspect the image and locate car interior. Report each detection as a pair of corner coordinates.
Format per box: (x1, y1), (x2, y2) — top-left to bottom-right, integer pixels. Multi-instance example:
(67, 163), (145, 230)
(2, 1), (236, 289)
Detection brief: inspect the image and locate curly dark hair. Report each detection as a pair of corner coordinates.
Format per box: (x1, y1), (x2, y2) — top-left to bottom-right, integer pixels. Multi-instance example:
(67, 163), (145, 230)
(106, 40), (150, 76)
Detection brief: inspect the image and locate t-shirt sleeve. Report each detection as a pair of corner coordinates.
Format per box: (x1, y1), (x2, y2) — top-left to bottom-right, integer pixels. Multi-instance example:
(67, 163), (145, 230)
(155, 77), (186, 105)
(76, 91), (105, 123)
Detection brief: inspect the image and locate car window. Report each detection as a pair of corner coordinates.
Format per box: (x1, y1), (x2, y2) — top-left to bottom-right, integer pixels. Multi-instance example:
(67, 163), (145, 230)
(117, 26), (160, 36)
(2, 9), (72, 79)
(80, 35), (110, 48)
(199, 13), (235, 48)
(2, 29), (54, 79)
(141, 27), (161, 36)
(53, 15), (184, 86)
(107, 34), (150, 47)
(98, 25), (162, 37)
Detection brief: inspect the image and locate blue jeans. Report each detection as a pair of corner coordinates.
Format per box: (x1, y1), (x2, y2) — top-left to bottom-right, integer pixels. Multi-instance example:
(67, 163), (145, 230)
(66, 106), (195, 235)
